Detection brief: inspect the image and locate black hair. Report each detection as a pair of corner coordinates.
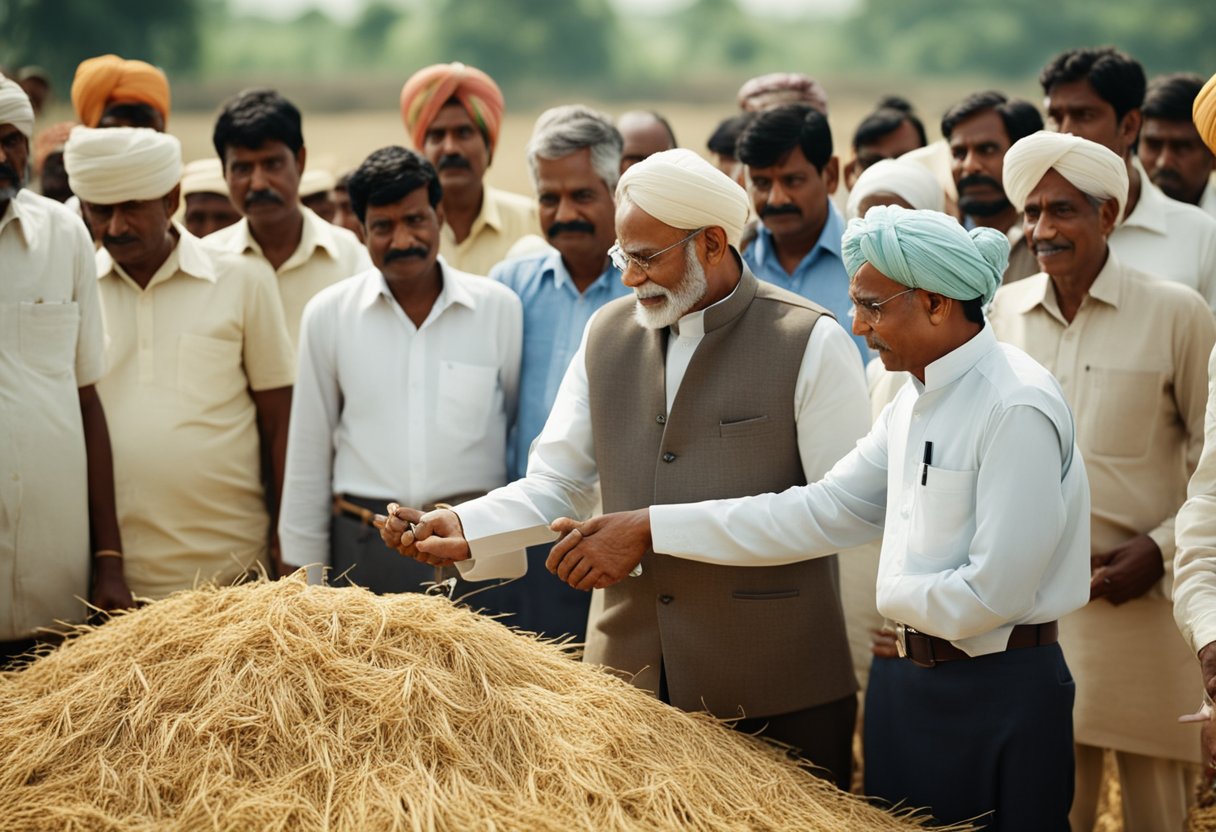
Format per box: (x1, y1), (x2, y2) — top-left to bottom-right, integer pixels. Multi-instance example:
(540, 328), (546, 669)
(737, 104), (833, 171)
(941, 90), (1044, 143)
(1039, 47), (1146, 122)
(212, 88), (304, 163)
(346, 145), (442, 224)
(334, 172), (351, 194)
(99, 102), (162, 129)
(961, 297), (985, 325)
(1142, 73), (1207, 123)
(852, 96), (927, 151)
(706, 112), (755, 158)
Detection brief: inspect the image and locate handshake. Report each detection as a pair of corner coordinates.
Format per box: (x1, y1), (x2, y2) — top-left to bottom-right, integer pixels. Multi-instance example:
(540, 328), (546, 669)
(372, 504), (654, 591)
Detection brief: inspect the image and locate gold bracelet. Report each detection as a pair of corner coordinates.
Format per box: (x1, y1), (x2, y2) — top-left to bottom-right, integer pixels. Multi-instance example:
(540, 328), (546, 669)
(94, 549), (124, 559)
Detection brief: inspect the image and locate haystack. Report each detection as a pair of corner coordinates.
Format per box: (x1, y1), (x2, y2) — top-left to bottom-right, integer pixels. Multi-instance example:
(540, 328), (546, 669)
(0, 576), (965, 831)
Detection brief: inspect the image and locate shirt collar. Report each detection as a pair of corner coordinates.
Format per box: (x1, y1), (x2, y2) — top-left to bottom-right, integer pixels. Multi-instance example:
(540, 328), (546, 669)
(0, 190), (34, 246)
(358, 255), (477, 317)
(97, 222), (217, 287)
(1002, 249), (1122, 319)
(752, 199), (844, 270)
(217, 205), (341, 265)
(1121, 156), (1170, 237)
(542, 247), (620, 293)
(670, 253), (756, 338)
(477, 186), (507, 234)
(919, 323), (1000, 393)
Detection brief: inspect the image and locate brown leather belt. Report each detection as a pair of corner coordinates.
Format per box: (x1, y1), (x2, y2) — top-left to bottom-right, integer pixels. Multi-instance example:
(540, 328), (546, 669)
(894, 621), (1058, 668)
(333, 492), (486, 525)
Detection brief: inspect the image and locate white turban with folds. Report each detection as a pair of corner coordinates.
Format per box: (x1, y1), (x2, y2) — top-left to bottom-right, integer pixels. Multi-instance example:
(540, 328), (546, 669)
(64, 125), (181, 204)
(1002, 131), (1128, 220)
(616, 148), (749, 247)
(180, 158), (228, 198)
(0, 77), (35, 139)
(846, 158), (945, 219)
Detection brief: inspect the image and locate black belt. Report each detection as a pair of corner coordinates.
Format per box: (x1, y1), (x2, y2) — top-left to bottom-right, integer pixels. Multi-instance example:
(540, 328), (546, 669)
(895, 621), (1059, 668)
(333, 492), (487, 525)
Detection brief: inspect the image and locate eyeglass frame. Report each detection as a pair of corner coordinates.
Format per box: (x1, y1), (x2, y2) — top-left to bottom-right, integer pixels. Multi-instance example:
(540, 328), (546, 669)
(848, 286), (917, 325)
(608, 227), (706, 273)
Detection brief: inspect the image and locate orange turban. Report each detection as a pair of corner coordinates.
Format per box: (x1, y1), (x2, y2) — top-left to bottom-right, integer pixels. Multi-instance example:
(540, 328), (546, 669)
(71, 54), (171, 128)
(1195, 72), (1216, 156)
(400, 62), (504, 154)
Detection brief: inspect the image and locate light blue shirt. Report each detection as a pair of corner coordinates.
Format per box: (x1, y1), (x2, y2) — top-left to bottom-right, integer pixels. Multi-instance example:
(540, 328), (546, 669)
(743, 201), (870, 362)
(492, 248), (632, 481)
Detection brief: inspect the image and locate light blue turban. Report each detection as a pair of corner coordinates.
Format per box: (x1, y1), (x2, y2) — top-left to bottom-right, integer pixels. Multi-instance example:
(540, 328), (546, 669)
(841, 205), (1009, 305)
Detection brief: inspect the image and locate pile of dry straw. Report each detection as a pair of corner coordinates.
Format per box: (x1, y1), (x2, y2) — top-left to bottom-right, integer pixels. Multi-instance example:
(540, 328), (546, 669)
(0, 576), (964, 831)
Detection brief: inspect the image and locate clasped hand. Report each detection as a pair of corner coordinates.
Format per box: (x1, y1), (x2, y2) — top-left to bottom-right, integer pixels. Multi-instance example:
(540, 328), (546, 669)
(374, 503), (469, 568)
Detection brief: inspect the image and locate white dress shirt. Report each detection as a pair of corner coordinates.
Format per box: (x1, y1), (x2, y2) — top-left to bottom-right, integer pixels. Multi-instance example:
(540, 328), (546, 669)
(454, 279), (872, 575)
(279, 258), (522, 570)
(650, 325), (1092, 657)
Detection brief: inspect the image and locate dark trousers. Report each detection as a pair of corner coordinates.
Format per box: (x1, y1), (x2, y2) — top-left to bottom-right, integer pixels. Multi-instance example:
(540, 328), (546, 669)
(864, 644), (1074, 831)
(330, 513), (438, 595)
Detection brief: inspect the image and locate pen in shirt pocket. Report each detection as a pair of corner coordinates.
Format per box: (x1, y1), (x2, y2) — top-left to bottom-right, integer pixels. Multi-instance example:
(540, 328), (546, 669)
(921, 441), (933, 485)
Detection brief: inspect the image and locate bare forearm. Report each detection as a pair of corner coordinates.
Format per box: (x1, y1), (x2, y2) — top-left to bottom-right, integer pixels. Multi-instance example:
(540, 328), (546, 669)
(79, 385), (122, 554)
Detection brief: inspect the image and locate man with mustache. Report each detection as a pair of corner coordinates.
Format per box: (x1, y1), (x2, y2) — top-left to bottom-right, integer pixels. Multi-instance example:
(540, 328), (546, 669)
(737, 103), (870, 361)
(1041, 47), (1216, 311)
(204, 89), (370, 349)
(0, 79), (130, 666)
(941, 91), (1043, 284)
(279, 146), (521, 595)
(842, 96), (926, 191)
(400, 63), (538, 276)
(64, 125), (296, 596)
(988, 131), (1214, 832)
(1140, 73), (1216, 219)
(380, 149), (870, 786)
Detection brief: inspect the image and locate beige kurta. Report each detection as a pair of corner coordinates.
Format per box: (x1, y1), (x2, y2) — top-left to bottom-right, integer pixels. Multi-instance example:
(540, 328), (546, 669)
(204, 206), (370, 349)
(0, 190), (105, 640)
(990, 255), (1215, 762)
(96, 228), (296, 600)
(439, 185), (540, 277)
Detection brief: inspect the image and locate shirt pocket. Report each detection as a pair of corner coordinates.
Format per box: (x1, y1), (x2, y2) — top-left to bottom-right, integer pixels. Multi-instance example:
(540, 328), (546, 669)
(20, 301), (79, 376)
(178, 333), (245, 409)
(907, 466), (977, 564)
(1081, 367), (1162, 459)
(437, 360), (499, 442)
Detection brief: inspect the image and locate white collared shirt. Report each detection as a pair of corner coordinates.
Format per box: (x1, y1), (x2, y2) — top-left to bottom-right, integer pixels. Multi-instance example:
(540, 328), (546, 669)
(453, 280), (871, 575)
(278, 257), (522, 569)
(650, 325), (1092, 657)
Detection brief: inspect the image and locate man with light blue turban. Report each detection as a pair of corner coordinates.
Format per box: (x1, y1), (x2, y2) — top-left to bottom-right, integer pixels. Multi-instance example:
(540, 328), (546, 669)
(543, 205), (1092, 830)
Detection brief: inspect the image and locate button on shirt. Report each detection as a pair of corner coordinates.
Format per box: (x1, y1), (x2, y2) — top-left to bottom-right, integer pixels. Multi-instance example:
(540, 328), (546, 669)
(491, 249), (632, 481)
(1, 190), (105, 639)
(278, 258), (523, 570)
(743, 200), (870, 361)
(650, 325), (1092, 658)
(204, 205), (371, 348)
(440, 186), (541, 277)
(96, 227), (296, 600)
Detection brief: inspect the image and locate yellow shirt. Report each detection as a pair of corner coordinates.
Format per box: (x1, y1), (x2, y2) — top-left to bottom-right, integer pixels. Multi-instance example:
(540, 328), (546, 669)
(96, 227), (295, 600)
(439, 185), (540, 276)
(990, 255), (1215, 761)
(0, 190), (105, 639)
(203, 206), (371, 349)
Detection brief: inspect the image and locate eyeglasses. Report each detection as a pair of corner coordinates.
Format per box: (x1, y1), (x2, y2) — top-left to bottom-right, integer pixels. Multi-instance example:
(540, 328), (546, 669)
(848, 287), (916, 325)
(608, 227), (705, 272)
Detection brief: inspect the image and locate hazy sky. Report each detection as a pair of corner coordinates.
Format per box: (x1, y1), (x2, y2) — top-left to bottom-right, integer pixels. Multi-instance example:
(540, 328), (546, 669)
(228, 0), (858, 22)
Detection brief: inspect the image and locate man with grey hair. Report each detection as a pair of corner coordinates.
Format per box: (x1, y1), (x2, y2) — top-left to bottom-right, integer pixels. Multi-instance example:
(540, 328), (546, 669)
(463, 105), (633, 640)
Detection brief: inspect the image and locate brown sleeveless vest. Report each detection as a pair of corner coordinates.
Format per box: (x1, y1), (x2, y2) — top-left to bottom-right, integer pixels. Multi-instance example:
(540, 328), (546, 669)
(584, 267), (857, 718)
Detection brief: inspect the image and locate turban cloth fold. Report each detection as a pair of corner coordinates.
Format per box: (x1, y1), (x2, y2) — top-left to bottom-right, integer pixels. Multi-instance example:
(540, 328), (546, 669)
(1195, 72), (1216, 155)
(616, 148), (750, 248)
(737, 73), (828, 115)
(842, 205), (1008, 305)
(1002, 131), (1128, 221)
(65, 126), (181, 204)
(180, 158), (229, 198)
(400, 63), (504, 154)
(846, 157), (945, 219)
(0, 77), (35, 139)
(71, 54), (171, 128)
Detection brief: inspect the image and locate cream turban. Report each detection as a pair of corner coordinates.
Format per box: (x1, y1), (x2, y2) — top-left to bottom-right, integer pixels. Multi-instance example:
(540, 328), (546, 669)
(1195, 72), (1216, 155)
(616, 148), (749, 247)
(0, 77), (35, 139)
(300, 168), (336, 198)
(180, 158), (228, 198)
(64, 126), (181, 204)
(1002, 131), (1128, 220)
(845, 158), (945, 219)
(842, 206), (1008, 305)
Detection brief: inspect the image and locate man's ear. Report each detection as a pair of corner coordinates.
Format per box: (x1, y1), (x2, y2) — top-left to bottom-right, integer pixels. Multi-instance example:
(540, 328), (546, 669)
(843, 157), (859, 191)
(823, 155), (841, 194)
(164, 183), (181, 217)
(703, 225), (730, 265)
(925, 291), (952, 325)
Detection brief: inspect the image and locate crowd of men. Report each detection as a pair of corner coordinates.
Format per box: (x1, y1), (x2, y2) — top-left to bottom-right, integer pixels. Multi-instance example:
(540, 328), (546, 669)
(4, 45), (1216, 830)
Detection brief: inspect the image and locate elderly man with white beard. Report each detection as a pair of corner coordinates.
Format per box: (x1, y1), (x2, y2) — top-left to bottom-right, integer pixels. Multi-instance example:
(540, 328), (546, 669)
(377, 148), (871, 787)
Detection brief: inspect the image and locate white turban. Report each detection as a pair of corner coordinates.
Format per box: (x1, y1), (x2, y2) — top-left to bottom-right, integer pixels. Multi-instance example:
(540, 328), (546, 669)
(0, 77), (35, 139)
(1002, 131), (1128, 221)
(64, 125), (181, 204)
(300, 168), (336, 198)
(615, 148), (749, 247)
(180, 158), (228, 198)
(846, 158), (945, 219)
